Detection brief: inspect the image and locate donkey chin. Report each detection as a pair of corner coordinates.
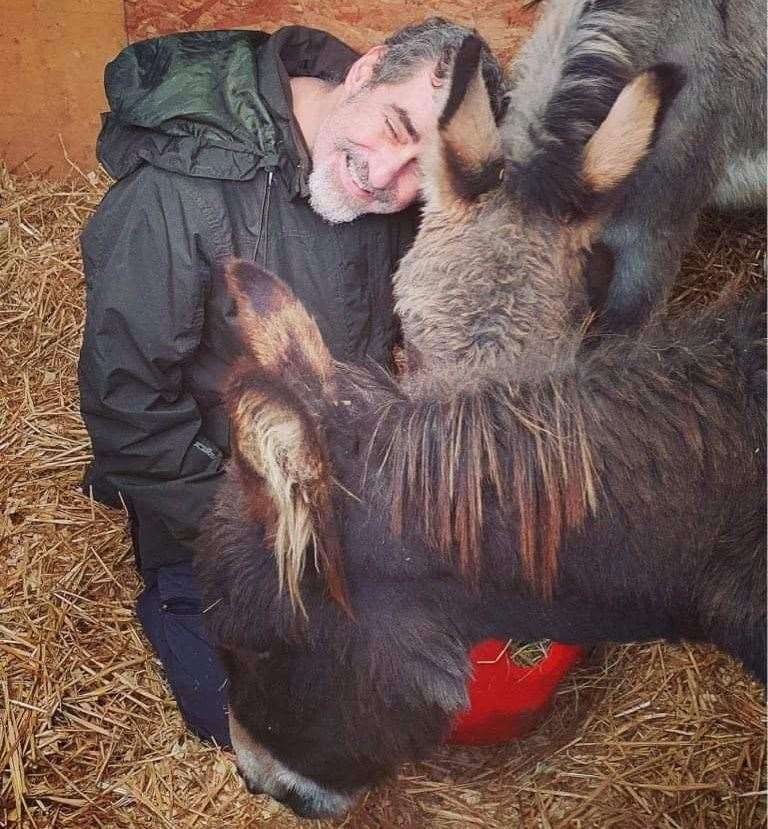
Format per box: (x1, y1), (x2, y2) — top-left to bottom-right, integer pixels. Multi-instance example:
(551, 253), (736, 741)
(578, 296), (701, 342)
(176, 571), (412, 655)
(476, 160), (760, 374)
(229, 710), (356, 819)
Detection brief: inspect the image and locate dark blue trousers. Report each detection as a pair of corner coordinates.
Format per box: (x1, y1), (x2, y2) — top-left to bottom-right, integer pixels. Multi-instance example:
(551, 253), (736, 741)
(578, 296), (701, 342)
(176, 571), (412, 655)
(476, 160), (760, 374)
(136, 562), (231, 746)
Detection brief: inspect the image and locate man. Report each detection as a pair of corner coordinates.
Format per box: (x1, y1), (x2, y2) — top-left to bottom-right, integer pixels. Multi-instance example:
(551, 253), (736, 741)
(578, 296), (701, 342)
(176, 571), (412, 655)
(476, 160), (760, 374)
(78, 19), (505, 746)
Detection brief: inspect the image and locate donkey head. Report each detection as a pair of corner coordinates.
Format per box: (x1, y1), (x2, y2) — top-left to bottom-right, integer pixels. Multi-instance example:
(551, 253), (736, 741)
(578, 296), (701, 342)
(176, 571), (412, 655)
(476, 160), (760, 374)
(198, 262), (471, 818)
(394, 33), (682, 371)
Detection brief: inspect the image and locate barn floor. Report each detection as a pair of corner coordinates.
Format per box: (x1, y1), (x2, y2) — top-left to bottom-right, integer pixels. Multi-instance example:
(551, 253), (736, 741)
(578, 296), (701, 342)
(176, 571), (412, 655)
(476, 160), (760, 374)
(1, 163), (765, 828)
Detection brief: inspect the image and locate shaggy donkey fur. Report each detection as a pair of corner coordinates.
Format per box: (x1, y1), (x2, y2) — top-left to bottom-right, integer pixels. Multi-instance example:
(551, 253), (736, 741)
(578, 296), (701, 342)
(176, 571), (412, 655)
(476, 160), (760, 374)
(344, 35), (679, 579)
(503, 0), (766, 331)
(198, 266), (765, 819)
(393, 34), (679, 374)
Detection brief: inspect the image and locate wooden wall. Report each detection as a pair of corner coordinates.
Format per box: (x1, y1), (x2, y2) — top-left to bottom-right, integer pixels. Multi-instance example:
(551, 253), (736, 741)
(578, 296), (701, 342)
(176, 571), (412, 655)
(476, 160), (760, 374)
(2, 0), (127, 177)
(125, 1), (536, 65)
(2, 1), (536, 178)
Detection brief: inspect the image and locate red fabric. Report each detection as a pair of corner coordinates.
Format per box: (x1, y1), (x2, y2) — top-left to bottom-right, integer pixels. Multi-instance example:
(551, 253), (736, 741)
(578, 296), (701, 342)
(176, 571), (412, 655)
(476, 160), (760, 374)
(447, 640), (583, 745)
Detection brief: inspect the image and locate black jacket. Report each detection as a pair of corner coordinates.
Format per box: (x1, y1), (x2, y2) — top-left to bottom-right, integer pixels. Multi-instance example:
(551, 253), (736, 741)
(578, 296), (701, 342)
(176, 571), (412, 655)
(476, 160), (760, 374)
(78, 27), (417, 579)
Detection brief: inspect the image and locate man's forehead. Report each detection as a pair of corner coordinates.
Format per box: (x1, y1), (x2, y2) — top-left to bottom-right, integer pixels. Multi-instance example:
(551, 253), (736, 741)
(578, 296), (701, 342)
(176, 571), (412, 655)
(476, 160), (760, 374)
(376, 66), (446, 130)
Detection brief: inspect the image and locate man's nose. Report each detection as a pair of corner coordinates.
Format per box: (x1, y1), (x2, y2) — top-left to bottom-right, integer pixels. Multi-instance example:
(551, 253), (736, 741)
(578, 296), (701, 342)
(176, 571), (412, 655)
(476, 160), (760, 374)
(367, 149), (415, 191)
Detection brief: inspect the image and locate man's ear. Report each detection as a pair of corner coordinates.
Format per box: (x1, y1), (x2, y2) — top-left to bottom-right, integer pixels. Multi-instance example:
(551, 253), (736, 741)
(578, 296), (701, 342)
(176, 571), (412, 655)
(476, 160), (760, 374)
(344, 45), (388, 94)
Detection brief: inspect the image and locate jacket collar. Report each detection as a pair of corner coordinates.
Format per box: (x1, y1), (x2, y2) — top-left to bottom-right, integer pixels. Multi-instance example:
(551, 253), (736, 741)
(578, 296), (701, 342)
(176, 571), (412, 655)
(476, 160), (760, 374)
(96, 26), (359, 189)
(258, 26), (360, 199)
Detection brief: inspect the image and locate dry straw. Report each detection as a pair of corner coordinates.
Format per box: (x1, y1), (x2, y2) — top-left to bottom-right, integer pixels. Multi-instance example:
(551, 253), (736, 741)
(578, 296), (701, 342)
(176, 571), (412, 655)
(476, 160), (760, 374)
(1, 160), (765, 828)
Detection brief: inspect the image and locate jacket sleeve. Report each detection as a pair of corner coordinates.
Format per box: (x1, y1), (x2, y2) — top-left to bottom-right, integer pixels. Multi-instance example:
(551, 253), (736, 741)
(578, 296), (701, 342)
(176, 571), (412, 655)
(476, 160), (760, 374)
(78, 167), (225, 568)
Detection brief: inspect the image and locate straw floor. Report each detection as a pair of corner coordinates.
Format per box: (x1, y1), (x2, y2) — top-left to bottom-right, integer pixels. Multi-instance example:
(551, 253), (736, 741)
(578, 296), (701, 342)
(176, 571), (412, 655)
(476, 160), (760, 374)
(1, 163), (765, 828)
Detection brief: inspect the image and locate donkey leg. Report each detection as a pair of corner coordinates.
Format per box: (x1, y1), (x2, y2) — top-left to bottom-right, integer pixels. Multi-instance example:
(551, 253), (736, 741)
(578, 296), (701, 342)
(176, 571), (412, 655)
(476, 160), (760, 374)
(710, 147), (767, 212)
(707, 611), (767, 685)
(744, 628), (767, 685)
(593, 207), (698, 333)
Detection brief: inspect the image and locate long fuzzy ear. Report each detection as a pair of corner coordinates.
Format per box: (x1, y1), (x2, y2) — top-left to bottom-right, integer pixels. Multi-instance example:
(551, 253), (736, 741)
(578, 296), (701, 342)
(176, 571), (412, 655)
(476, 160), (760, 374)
(228, 374), (350, 618)
(422, 35), (504, 210)
(580, 64), (682, 195)
(224, 259), (334, 384)
(224, 258), (349, 616)
(507, 63), (683, 220)
(364, 590), (470, 716)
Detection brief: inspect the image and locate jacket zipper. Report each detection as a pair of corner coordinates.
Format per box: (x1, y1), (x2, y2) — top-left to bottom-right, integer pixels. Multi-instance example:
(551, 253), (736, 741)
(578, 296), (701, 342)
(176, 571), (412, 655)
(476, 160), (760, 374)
(254, 169), (274, 264)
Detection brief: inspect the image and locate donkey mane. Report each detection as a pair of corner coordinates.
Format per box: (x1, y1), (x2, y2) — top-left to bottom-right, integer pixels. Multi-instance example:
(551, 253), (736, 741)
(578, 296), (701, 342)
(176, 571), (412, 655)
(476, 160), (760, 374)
(343, 340), (599, 599)
(504, 0), (651, 218)
(340, 295), (764, 600)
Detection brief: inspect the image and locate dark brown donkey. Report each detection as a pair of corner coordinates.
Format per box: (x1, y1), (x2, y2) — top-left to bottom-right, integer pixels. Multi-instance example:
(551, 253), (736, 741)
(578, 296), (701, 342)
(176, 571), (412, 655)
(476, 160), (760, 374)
(197, 41), (766, 822)
(199, 261), (765, 818)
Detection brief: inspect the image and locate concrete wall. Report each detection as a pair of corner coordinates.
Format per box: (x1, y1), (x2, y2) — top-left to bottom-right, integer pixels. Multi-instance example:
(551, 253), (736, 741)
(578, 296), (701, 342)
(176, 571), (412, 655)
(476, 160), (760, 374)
(2, 1), (536, 178)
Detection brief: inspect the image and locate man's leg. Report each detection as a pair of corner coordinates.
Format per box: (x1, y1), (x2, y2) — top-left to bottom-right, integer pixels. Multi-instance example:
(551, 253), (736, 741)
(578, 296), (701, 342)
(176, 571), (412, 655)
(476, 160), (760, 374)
(136, 561), (231, 746)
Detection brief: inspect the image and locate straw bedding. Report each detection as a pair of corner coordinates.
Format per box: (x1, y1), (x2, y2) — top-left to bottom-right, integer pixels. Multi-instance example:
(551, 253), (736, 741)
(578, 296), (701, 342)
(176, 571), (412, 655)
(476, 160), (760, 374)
(1, 162), (765, 828)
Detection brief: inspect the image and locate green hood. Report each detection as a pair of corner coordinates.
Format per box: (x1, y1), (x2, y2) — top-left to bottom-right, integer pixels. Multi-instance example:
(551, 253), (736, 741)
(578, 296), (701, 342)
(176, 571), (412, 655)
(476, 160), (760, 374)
(97, 27), (359, 188)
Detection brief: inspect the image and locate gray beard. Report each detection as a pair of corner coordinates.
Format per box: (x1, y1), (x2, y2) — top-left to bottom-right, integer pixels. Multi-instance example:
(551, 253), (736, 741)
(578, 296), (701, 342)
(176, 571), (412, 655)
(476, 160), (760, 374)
(307, 164), (366, 224)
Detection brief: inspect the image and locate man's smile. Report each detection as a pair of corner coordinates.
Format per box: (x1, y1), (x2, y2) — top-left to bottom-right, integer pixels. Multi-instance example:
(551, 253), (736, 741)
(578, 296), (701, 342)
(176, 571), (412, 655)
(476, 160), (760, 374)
(341, 151), (375, 200)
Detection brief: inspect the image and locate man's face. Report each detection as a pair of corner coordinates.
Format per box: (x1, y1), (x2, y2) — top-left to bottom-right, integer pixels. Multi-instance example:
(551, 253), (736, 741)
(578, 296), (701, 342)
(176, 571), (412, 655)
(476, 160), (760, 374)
(308, 60), (444, 223)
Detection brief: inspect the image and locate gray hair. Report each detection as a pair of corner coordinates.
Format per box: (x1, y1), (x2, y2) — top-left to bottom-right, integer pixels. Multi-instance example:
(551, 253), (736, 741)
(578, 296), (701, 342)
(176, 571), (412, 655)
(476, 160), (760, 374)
(369, 17), (507, 123)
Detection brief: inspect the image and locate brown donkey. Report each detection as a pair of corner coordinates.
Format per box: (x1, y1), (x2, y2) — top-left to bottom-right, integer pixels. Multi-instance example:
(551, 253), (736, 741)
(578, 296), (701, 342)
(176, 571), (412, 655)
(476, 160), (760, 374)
(199, 262), (765, 819)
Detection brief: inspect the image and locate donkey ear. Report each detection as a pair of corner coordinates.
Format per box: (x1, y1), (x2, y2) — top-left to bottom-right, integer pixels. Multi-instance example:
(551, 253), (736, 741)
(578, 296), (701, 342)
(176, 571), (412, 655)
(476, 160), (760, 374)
(413, 656), (469, 713)
(581, 64), (683, 195)
(224, 259), (333, 383)
(423, 35), (504, 209)
(506, 63), (683, 221)
(229, 380), (349, 616)
(225, 258), (347, 615)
